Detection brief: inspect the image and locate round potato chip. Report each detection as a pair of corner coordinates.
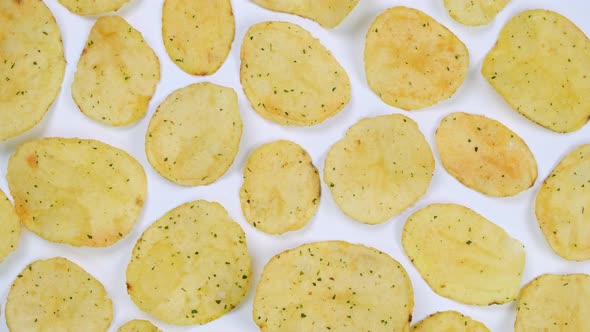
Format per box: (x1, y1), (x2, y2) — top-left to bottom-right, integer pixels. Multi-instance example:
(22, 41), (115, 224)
(252, 0), (359, 28)
(535, 145), (590, 261)
(402, 204), (525, 305)
(58, 0), (130, 15)
(145, 82), (242, 186)
(0, 189), (20, 263)
(482, 10), (590, 133)
(365, 7), (469, 110)
(254, 241), (414, 331)
(0, 0), (65, 141)
(444, 0), (511, 26)
(5, 257), (113, 332)
(240, 140), (320, 234)
(7, 137), (146, 247)
(324, 114), (434, 224)
(412, 311), (490, 332)
(117, 319), (161, 332)
(162, 0), (234, 75)
(515, 274), (590, 331)
(435, 112), (537, 197)
(126, 200), (251, 325)
(72, 16), (160, 126)
(240, 21), (351, 126)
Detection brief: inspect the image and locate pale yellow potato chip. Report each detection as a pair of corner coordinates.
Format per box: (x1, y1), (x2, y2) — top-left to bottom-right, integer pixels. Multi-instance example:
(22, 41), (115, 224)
(482, 10), (590, 133)
(402, 203), (525, 305)
(0, 0), (65, 141)
(324, 114), (434, 224)
(5, 257), (113, 332)
(515, 274), (590, 331)
(254, 241), (413, 331)
(7, 137), (146, 247)
(535, 145), (590, 261)
(444, 0), (511, 26)
(436, 112), (537, 197)
(252, 0), (359, 28)
(412, 311), (490, 332)
(0, 189), (20, 263)
(58, 0), (130, 15)
(240, 140), (320, 234)
(126, 200), (251, 325)
(162, 0), (234, 75)
(145, 82), (242, 186)
(365, 7), (469, 110)
(117, 319), (161, 332)
(72, 16), (160, 126)
(241, 21), (350, 126)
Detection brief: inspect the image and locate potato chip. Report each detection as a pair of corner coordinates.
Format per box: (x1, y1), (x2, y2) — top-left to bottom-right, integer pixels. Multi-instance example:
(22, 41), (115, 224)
(482, 10), (590, 133)
(435, 112), (537, 197)
(240, 140), (320, 234)
(515, 274), (590, 331)
(0, 0), (65, 141)
(0, 189), (20, 263)
(117, 319), (161, 332)
(5, 257), (113, 332)
(162, 0), (234, 75)
(365, 7), (469, 110)
(535, 145), (590, 261)
(72, 16), (160, 126)
(254, 241), (414, 331)
(126, 200), (251, 325)
(7, 137), (146, 247)
(58, 0), (130, 15)
(444, 0), (511, 26)
(145, 82), (242, 186)
(402, 204), (525, 305)
(412, 311), (490, 332)
(324, 114), (434, 224)
(241, 21), (350, 126)
(252, 0), (359, 28)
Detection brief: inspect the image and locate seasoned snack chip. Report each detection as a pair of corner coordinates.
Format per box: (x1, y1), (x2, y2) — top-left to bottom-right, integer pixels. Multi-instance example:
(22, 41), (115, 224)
(444, 0), (511, 26)
(412, 311), (490, 331)
(58, 0), (130, 15)
(117, 319), (161, 332)
(0, 189), (20, 263)
(252, 0), (359, 28)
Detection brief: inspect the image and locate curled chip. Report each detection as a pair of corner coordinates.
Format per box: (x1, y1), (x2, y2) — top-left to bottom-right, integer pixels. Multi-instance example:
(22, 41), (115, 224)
(58, 0), (130, 15)
(117, 319), (161, 332)
(254, 241), (413, 332)
(6, 257), (113, 332)
(163, 0), (234, 75)
(252, 0), (359, 28)
(0, 0), (65, 141)
(324, 114), (434, 224)
(365, 7), (468, 110)
(412, 311), (490, 332)
(483, 10), (590, 133)
(145, 82), (242, 186)
(72, 16), (160, 126)
(7, 137), (146, 247)
(436, 112), (537, 197)
(126, 200), (251, 325)
(0, 189), (20, 263)
(402, 203), (525, 305)
(515, 274), (590, 331)
(240, 140), (320, 234)
(241, 21), (350, 126)
(444, 0), (511, 26)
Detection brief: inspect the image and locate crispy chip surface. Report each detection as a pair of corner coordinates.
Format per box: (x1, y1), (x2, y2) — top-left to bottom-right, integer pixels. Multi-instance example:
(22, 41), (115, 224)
(117, 319), (161, 332)
(58, 0), (130, 15)
(0, 189), (20, 263)
(412, 311), (490, 332)
(444, 0), (510, 26)
(252, 0), (359, 28)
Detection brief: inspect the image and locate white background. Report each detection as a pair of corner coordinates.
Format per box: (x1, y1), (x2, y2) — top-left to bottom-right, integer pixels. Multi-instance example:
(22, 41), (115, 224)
(1, 0), (590, 331)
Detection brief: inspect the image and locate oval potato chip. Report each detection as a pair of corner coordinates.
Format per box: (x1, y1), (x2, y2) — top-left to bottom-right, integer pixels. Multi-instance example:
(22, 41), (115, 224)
(412, 311), (490, 332)
(444, 0), (511, 26)
(58, 0), (130, 15)
(482, 10), (590, 133)
(254, 241), (414, 332)
(162, 0), (234, 75)
(0, 189), (20, 263)
(145, 82), (242, 186)
(240, 21), (350, 126)
(117, 319), (161, 332)
(5, 257), (113, 332)
(72, 16), (160, 126)
(402, 203), (525, 305)
(252, 0), (359, 29)
(435, 112), (537, 197)
(7, 137), (146, 247)
(365, 7), (469, 110)
(126, 200), (251, 325)
(0, 0), (65, 141)
(324, 114), (434, 224)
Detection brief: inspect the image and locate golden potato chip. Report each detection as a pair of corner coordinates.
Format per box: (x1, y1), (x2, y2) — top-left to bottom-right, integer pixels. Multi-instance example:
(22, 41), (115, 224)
(444, 0), (511, 26)
(145, 82), (242, 186)
(254, 241), (414, 331)
(58, 0), (130, 15)
(412, 311), (490, 332)
(435, 112), (537, 197)
(324, 114), (434, 224)
(240, 140), (320, 234)
(515, 274), (590, 331)
(0, 0), (65, 141)
(162, 0), (234, 75)
(72, 16), (160, 126)
(7, 137), (146, 247)
(241, 21), (350, 126)
(0, 189), (20, 263)
(252, 0), (359, 28)
(117, 319), (161, 332)
(482, 10), (590, 133)
(126, 200), (251, 325)
(365, 7), (469, 110)
(5, 257), (113, 332)
(402, 204), (525, 305)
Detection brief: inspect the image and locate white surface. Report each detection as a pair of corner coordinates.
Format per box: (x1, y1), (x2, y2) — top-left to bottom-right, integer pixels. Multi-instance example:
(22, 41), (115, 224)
(1, 0), (590, 331)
